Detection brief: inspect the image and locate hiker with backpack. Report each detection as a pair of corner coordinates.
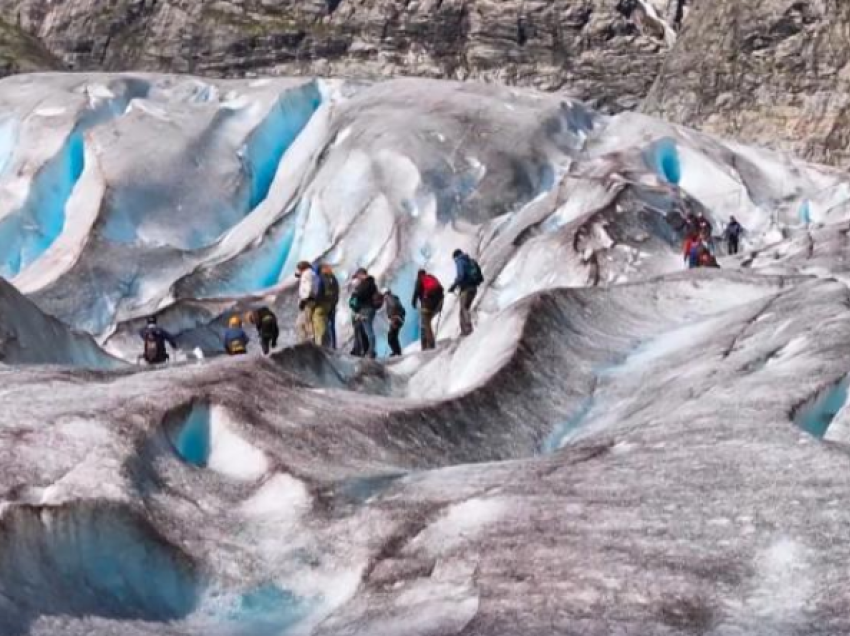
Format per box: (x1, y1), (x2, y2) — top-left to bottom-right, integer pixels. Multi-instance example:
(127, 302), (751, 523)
(247, 306), (279, 355)
(724, 216), (744, 255)
(139, 316), (177, 365)
(224, 315), (250, 356)
(412, 269), (444, 351)
(448, 250), (484, 337)
(383, 287), (406, 357)
(349, 268), (380, 358)
(312, 262), (340, 348)
(295, 261), (316, 344)
(696, 212), (713, 238)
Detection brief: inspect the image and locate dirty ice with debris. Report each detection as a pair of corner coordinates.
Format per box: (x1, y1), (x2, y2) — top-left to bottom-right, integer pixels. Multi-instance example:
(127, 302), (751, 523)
(2, 72), (850, 635)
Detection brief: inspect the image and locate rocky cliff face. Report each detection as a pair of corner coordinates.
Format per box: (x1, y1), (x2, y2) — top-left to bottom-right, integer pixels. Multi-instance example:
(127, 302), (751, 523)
(0, 16), (62, 75)
(644, 0), (850, 167)
(8, 0), (850, 169)
(0, 0), (682, 111)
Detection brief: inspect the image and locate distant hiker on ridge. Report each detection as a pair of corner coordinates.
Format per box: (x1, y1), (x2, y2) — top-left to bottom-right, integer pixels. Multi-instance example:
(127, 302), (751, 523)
(448, 249), (484, 337)
(724, 216), (744, 255)
(139, 316), (177, 365)
(412, 269), (444, 351)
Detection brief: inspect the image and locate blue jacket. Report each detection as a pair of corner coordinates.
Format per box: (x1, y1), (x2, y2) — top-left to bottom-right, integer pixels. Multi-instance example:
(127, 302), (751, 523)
(452, 254), (473, 291)
(224, 327), (249, 353)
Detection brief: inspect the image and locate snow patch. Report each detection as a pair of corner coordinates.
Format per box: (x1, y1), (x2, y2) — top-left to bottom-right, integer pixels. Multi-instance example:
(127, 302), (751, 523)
(412, 497), (505, 554)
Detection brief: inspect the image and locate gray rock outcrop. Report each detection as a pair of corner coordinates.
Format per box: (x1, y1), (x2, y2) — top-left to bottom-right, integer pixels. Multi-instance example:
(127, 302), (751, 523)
(0, 0), (683, 111)
(644, 0), (850, 167)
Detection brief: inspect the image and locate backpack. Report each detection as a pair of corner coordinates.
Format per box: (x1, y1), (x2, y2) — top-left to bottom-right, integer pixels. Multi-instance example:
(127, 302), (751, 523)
(421, 274), (444, 302)
(143, 328), (164, 364)
(319, 270), (339, 305)
(259, 311), (277, 337)
(227, 335), (247, 355)
(467, 258), (484, 286)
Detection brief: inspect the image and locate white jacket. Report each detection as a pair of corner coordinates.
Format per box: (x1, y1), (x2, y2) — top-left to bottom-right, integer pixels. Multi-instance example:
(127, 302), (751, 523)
(298, 267), (315, 302)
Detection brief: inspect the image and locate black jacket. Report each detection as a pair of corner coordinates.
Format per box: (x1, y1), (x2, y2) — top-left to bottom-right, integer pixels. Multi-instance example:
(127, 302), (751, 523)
(351, 276), (378, 312)
(252, 307), (279, 338)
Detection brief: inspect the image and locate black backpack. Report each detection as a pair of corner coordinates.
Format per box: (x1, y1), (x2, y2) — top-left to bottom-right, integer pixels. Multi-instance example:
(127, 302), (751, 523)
(258, 310), (278, 337)
(319, 271), (340, 305)
(143, 328), (164, 364)
(467, 258), (484, 286)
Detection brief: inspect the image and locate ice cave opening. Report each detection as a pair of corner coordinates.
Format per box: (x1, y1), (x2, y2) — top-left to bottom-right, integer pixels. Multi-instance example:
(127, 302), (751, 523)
(646, 137), (682, 186)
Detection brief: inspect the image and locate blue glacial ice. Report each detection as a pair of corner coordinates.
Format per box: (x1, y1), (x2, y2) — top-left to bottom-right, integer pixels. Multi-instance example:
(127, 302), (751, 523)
(0, 131), (85, 278)
(168, 403), (212, 467)
(0, 507), (201, 634)
(220, 584), (311, 636)
(103, 82), (320, 252)
(197, 218), (297, 298)
(645, 137), (682, 185)
(799, 198), (812, 225)
(541, 397), (596, 453)
(794, 376), (850, 438)
(244, 83), (322, 210)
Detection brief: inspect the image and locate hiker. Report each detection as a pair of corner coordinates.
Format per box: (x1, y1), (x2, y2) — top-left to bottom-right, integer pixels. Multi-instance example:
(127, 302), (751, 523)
(412, 269), (444, 351)
(688, 238), (707, 269)
(684, 211), (699, 236)
(724, 216), (743, 255)
(139, 316), (177, 365)
(248, 306), (279, 355)
(349, 268), (380, 359)
(696, 212), (713, 238)
(295, 261), (315, 344)
(448, 249), (484, 337)
(682, 232), (700, 268)
(383, 287), (406, 357)
(223, 315), (250, 356)
(313, 262), (340, 348)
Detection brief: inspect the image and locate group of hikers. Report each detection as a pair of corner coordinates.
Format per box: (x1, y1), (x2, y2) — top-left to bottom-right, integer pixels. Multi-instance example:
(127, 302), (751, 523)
(681, 211), (744, 269)
(139, 249), (484, 365)
(140, 209), (744, 365)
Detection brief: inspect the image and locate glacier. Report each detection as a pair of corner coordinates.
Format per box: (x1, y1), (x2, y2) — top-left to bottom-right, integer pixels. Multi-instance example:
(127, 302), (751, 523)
(3, 71), (850, 635)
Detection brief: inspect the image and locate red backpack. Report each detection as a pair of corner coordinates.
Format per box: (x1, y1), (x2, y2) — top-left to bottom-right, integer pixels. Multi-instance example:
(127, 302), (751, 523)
(421, 274), (443, 299)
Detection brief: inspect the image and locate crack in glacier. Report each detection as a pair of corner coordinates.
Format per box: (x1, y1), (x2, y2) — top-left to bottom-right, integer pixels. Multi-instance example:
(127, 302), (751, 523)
(243, 83), (323, 211)
(793, 375), (850, 438)
(0, 131), (85, 278)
